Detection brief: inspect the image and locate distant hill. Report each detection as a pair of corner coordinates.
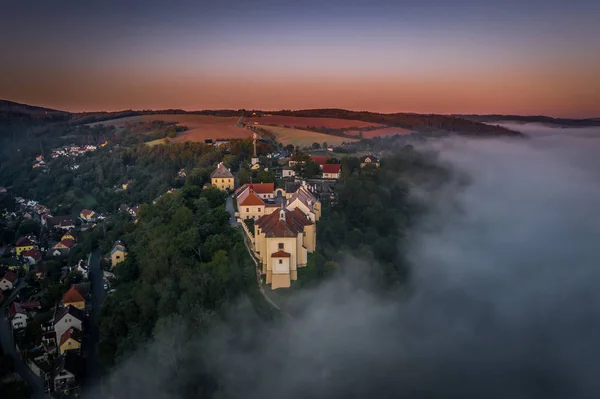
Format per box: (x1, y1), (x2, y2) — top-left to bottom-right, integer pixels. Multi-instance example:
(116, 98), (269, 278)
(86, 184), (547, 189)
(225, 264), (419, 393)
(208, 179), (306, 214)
(455, 114), (600, 127)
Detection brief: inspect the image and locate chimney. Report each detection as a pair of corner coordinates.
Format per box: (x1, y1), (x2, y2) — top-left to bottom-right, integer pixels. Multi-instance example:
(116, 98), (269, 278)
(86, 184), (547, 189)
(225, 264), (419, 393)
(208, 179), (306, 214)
(279, 209), (285, 221)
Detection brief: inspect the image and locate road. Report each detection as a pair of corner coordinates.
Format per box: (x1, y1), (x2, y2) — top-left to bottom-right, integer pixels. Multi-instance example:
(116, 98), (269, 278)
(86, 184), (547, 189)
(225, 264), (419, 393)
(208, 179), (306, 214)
(225, 195), (239, 226)
(85, 247), (104, 384)
(0, 281), (47, 398)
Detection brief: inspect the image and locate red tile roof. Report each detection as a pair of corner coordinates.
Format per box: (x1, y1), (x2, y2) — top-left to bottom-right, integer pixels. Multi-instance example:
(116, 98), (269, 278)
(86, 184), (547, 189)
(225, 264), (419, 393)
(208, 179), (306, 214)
(238, 189), (265, 206)
(271, 250), (291, 258)
(255, 208), (313, 238)
(22, 249), (42, 260)
(63, 285), (85, 304)
(80, 209), (94, 217)
(250, 183), (274, 194)
(322, 164), (341, 174)
(59, 326), (82, 346)
(311, 156), (329, 165)
(58, 239), (75, 248)
(2, 271), (18, 283)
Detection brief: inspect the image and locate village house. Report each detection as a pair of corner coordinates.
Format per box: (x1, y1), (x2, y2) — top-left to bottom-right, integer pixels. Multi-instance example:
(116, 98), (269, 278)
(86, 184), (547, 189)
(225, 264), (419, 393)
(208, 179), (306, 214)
(122, 180), (133, 190)
(253, 207), (316, 289)
(236, 183), (275, 200)
(79, 209), (95, 222)
(53, 351), (82, 395)
(61, 231), (76, 242)
(48, 216), (76, 231)
(111, 242), (128, 267)
(210, 162), (235, 191)
(52, 239), (75, 257)
(62, 285), (86, 310)
(58, 326), (82, 355)
(15, 236), (36, 255)
(360, 154), (380, 168)
(23, 249), (42, 265)
(311, 155), (330, 169)
(8, 302), (28, 329)
(0, 271), (18, 291)
(282, 167), (296, 178)
(322, 163), (342, 179)
(53, 305), (84, 346)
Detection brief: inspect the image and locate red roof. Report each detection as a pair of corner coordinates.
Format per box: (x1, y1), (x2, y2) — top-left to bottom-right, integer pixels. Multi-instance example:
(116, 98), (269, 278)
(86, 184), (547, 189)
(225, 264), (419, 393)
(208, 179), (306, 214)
(271, 250), (291, 258)
(255, 208), (313, 238)
(8, 302), (25, 318)
(59, 239), (75, 248)
(238, 189), (265, 206)
(63, 285), (85, 304)
(21, 301), (41, 310)
(311, 156), (329, 165)
(250, 183), (274, 194)
(80, 209), (94, 217)
(322, 164), (341, 174)
(2, 271), (18, 283)
(59, 326), (82, 346)
(22, 249), (42, 260)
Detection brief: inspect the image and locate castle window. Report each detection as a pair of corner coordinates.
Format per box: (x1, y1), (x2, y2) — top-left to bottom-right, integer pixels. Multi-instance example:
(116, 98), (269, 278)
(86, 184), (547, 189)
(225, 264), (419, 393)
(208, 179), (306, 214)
(258, 208), (261, 212)
(279, 259), (283, 264)
(278, 243), (284, 249)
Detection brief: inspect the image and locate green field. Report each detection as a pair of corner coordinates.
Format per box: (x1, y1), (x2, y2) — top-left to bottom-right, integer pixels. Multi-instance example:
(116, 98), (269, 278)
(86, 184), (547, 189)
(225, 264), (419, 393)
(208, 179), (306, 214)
(256, 125), (357, 148)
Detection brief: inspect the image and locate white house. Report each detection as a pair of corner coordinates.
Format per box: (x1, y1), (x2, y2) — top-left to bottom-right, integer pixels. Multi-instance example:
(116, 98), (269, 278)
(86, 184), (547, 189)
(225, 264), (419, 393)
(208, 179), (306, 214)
(282, 167), (296, 178)
(8, 302), (28, 329)
(0, 271), (18, 291)
(53, 306), (84, 344)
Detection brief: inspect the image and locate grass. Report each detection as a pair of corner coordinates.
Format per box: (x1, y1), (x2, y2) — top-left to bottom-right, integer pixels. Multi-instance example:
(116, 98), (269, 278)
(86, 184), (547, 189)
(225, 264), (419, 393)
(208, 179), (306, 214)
(256, 125), (357, 148)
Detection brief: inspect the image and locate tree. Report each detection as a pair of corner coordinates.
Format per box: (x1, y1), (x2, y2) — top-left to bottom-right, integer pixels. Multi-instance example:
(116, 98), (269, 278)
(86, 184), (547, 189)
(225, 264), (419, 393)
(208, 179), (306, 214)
(322, 142), (328, 149)
(236, 168), (251, 185)
(312, 142), (320, 150)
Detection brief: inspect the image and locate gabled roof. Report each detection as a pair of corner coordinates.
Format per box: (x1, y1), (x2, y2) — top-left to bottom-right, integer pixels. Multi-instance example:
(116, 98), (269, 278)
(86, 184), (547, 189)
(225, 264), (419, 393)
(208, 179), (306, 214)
(48, 215), (74, 228)
(236, 183), (274, 195)
(311, 156), (330, 165)
(59, 326), (83, 346)
(360, 154), (380, 162)
(2, 271), (18, 283)
(286, 186), (318, 211)
(54, 305), (84, 324)
(271, 250), (291, 258)
(22, 249), (42, 260)
(63, 285), (86, 304)
(80, 209), (94, 217)
(54, 239), (74, 249)
(111, 244), (127, 255)
(237, 189), (265, 207)
(322, 164), (341, 174)
(16, 236), (35, 247)
(210, 162), (233, 179)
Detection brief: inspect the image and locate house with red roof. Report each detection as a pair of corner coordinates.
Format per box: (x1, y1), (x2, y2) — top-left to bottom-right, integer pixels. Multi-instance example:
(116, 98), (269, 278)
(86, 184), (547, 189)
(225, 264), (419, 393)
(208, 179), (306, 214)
(62, 285), (86, 310)
(15, 236), (36, 255)
(23, 248), (42, 265)
(322, 163), (342, 179)
(79, 209), (96, 222)
(234, 185), (279, 221)
(0, 271), (18, 291)
(310, 156), (330, 168)
(59, 326), (83, 355)
(235, 182), (275, 200)
(253, 207), (316, 289)
(52, 239), (75, 257)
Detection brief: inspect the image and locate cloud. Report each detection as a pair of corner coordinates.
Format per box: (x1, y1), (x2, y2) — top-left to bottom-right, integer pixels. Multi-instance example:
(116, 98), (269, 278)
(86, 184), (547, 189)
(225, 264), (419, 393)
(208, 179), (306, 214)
(91, 124), (600, 398)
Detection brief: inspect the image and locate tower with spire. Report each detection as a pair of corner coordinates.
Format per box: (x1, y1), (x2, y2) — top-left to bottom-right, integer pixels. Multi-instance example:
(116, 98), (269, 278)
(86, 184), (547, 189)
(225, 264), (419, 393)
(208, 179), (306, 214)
(251, 132), (259, 165)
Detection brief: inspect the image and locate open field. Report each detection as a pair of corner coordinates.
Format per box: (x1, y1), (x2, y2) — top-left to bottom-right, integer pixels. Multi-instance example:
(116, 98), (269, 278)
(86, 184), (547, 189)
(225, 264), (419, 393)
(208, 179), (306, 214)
(346, 126), (414, 138)
(89, 114), (252, 142)
(256, 125), (357, 147)
(247, 116), (382, 129)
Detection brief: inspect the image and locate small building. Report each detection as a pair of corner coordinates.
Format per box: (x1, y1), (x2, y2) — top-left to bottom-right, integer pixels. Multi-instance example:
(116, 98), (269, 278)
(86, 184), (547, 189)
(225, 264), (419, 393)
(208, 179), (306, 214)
(322, 164), (342, 179)
(79, 209), (95, 221)
(285, 185), (322, 222)
(22, 249), (42, 265)
(282, 167), (296, 178)
(122, 180), (133, 190)
(61, 231), (76, 242)
(210, 162), (235, 191)
(53, 351), (82, 395)
(53, 306), (84, 345)
(59, 327), (82, 355)
(8, 302), (28, 329)
(111, 242), (128, 267)
(52, 239), (75, 256)
(15, 236), (36, 256)
(310, 156), (330, 169)
(62, 285), (86, 310)
(235, 186), (279, 221)
(48, 216), (75, 231)
(0, 271), (18, 291)
(360, 155), (380, 168)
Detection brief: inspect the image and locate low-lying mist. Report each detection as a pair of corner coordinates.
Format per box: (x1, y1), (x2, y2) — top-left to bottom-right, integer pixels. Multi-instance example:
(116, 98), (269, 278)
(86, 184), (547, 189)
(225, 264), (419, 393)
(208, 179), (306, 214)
(91, 124), (600, 399)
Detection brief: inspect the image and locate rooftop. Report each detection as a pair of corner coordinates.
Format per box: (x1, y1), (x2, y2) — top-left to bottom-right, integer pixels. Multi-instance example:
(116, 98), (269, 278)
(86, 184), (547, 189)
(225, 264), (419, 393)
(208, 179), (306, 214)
(210, 162), (234, 179)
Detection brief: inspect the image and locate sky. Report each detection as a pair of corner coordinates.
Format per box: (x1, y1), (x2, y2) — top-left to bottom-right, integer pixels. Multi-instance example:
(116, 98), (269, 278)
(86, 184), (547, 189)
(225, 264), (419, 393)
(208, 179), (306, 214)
(1, 0), (599, 117)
